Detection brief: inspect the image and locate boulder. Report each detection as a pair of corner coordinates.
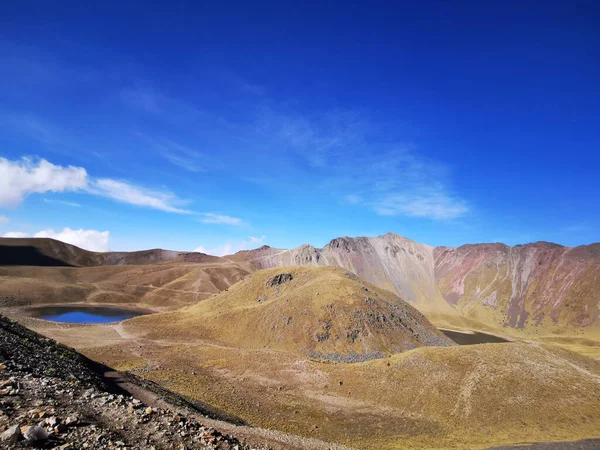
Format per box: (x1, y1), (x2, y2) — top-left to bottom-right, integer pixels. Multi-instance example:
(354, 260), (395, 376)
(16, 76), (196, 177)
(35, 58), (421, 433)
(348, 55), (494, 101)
(24, 425), (49, 442)
(0, 424), (22, 443)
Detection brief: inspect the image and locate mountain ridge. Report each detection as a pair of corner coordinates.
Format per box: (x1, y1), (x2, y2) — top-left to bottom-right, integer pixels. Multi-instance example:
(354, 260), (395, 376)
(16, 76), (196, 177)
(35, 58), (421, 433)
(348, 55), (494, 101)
(0, 237), (220, 267)
(2, 233), (599, 333)
(231, 232), (600, 333)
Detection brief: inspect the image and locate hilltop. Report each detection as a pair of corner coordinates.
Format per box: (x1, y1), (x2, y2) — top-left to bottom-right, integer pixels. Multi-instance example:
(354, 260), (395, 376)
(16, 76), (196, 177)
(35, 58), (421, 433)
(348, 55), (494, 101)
(0, 237), (251, 311)
(0, 237), (221, 267)
(124, 266), (453, 360)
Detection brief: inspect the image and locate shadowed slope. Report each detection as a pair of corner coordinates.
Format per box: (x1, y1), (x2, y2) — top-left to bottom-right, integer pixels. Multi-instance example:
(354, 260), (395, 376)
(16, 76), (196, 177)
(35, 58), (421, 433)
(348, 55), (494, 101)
(0, 237), (221, 267)
(125, 266), (453, 359)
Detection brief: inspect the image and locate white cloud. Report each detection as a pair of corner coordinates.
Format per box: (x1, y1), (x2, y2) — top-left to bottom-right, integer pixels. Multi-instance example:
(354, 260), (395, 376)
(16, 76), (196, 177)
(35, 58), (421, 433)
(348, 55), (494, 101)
(143, 136), (221, 173)
(0, 157), (192, 214)
(120, 87), (202, 123)
(43, 198), (82, 208)
(0, 215), (8, 224)
(2, 227), (110, 252)
(2, 231), (28, 238)
(260, 109), (470, 221)
(200, 213), (242, 225)
(343, 194), (362, 205)
(0, 157), (88, 207)
(92, 179), (192, 214)
(375, 193), (469, 220)
(194, 235), (265, 256)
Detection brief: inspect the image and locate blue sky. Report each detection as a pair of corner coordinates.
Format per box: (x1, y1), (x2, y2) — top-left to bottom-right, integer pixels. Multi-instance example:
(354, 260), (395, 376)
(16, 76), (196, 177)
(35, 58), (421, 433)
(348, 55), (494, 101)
(0, 1), (598, 253)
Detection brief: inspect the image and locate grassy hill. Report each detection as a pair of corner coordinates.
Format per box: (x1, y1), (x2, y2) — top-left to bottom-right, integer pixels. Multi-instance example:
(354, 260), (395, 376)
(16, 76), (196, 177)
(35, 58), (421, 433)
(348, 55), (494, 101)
(125, 266), (453, 359)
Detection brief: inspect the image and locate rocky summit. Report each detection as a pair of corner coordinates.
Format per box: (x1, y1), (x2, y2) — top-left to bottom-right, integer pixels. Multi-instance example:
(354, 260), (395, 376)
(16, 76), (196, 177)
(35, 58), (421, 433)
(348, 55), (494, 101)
(232, 233), (600, 334)
(126, 266), (454, 360)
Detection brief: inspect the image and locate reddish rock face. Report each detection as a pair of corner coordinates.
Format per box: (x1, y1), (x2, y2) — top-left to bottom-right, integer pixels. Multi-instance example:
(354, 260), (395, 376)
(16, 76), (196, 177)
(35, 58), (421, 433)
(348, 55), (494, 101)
(434, 242), (600, 329)
(237, 234), (600, 331)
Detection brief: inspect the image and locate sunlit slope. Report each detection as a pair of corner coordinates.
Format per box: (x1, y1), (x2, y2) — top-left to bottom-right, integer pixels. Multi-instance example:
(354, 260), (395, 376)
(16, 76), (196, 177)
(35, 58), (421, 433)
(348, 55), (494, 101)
(435, 242), (600, 333)
(235, 233), (600, 335)
(126, 266), (453, 357)
(108, 323), (600, 448)
(0, 262), (250, 309)
(233, 233), (455, 314)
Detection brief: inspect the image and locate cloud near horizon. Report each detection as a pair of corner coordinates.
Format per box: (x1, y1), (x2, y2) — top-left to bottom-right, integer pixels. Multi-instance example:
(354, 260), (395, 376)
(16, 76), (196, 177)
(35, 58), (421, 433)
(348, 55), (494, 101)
(200, 213), (242, 225)
(2, 227), (110, 252)
(194, 235), (265, 256)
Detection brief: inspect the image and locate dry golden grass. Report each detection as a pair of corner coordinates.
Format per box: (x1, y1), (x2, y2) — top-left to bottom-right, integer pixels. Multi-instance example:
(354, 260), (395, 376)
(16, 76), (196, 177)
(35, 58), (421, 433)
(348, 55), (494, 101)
(81, 335), (600, 449)
(0, 261), (250, 309)
(125, 266), (453, 358)
(5, 264), (600, 449)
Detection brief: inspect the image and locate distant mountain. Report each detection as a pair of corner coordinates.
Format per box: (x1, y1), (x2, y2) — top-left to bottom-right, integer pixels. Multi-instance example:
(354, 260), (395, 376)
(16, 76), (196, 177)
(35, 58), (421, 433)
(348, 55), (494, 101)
(3, 234), (599, 333)
(230, 233), (600, 332)
(0, 238), (221, 267)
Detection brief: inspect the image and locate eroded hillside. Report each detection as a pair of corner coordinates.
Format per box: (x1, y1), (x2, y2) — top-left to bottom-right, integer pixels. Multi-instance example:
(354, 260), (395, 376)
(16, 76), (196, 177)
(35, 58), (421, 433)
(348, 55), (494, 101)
(231, 233), (600, 335)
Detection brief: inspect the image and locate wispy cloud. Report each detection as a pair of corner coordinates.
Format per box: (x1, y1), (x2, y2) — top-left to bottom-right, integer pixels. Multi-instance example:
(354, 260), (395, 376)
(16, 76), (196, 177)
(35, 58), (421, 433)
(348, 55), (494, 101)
(43, 198), (82, 208)
(0, 112), (66, 146)
(2, 232), (28, 238)
(121, 87), (204, 123)
(141, 135), (222, 173)
(258, 109), (470, 220)
(215, 70), (266, 96)
(2, 227), (110, 251)
(200, 213), (242, 225)
(194, 235), (265, 256)
(375, 193), (469, 220)
(92, 179), (192, 214)
(0, 156), (192, 214)
(0, 215), (9, 224)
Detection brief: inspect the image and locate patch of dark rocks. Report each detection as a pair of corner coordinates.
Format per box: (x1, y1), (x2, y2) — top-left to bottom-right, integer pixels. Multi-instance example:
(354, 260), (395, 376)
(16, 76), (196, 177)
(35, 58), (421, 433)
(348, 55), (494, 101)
(0, 314), (269, 449)
(307, 350), (387, 363)
(265, 273), (293, 287)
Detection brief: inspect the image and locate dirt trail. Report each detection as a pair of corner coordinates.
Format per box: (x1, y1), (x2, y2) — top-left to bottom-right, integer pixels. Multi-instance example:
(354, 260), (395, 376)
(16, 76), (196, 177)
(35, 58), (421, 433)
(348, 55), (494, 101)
(100, 368), (354, 450)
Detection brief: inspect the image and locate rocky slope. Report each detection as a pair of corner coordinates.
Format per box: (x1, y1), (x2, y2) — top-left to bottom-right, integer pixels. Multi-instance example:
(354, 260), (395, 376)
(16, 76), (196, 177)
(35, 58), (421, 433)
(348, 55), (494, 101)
(231, 233), (600, 333)
(0, 314), (269, 449)
(230, 234), (446, 310)
(434, 242), (600, 330)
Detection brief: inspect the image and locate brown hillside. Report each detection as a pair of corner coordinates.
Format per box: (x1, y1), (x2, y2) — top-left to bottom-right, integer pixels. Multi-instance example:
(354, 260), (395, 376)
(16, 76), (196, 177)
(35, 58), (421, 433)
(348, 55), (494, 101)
(0, 262), (250, 310)
(0, 237), (221, 267)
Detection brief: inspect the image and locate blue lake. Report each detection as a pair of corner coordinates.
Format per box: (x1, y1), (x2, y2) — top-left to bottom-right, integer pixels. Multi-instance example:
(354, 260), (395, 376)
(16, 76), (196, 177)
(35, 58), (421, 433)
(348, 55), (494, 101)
(30, 306), (149, 324)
